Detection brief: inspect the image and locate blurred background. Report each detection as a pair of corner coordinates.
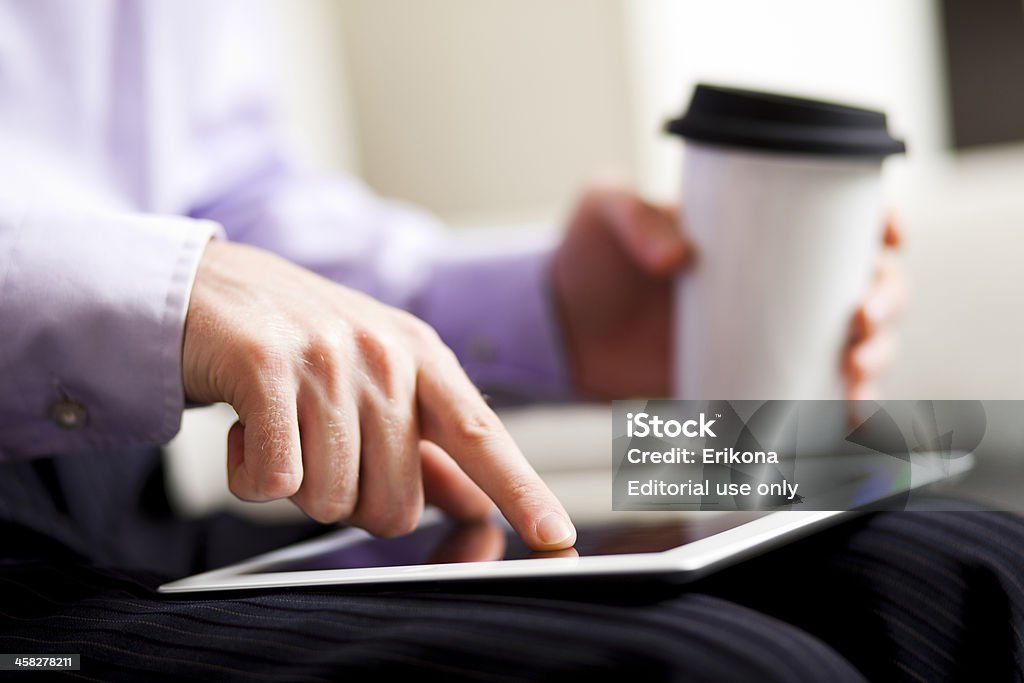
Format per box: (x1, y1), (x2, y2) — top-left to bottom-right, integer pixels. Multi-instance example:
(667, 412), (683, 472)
(168, 0), (1024, 518)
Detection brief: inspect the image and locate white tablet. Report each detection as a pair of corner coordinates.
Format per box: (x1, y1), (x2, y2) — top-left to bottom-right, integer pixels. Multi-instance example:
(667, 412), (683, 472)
(159, 451), (973, 594)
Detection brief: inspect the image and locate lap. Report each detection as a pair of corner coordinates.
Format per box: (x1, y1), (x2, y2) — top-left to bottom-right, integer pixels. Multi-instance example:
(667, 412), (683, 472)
(1, 451), (1021, 681)
(0, 555), (861, 683)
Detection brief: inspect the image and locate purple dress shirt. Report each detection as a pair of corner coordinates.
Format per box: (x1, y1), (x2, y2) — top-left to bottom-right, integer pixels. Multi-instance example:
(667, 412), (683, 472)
(0, 0), (571, 459)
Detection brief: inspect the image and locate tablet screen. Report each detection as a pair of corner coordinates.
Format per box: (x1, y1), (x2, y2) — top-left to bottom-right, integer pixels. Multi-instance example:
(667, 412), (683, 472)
(234, 450), (970, 577)
(242, 512), (770, 574)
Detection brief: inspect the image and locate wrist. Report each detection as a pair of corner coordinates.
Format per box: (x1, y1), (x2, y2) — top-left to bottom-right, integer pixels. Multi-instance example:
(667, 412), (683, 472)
(412, 239), (574, 403)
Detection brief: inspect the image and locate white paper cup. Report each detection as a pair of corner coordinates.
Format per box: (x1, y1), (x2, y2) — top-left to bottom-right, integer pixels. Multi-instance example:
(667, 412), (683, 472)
(666, 85), (905, 400)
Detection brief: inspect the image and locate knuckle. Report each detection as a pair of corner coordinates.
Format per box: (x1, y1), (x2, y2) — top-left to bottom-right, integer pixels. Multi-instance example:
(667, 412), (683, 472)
(354, 327), (391, 366)
(503, 474), (540, 508)
(437, 342), (460, 365)
(300, 334), (346, 400)
(354, 329), (400, 391)
(240, 336), (285, 373)
(227, 472), (255, 502)
(355, 329), (417, 399)
(303, 494), (356, 525)
(370, 506), (422, 538)
(420, 335), (459, 373)
(357, 493), (422, 538)
(236, 337), (292, 392)
(401, 313), (442, 346)
(294, 449), (359, 524)
(255, 468), (302, 499)
(453, 409), (505, 447)
(302, 333), (338, 368)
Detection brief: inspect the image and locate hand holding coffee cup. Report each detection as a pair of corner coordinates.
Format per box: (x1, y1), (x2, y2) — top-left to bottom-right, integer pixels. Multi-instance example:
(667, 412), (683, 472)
(665, 84), (907, 400)
(550, 177), (905, 401)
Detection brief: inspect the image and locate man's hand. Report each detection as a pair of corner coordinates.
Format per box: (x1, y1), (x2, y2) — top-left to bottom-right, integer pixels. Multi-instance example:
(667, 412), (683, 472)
(551, 184), (906, 399)
(844, 219), (906, 400)
(182, 240), (576, 550)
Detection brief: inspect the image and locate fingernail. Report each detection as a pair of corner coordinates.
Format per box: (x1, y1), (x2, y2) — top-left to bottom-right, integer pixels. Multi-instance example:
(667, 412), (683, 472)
(536, 512), (575, 546)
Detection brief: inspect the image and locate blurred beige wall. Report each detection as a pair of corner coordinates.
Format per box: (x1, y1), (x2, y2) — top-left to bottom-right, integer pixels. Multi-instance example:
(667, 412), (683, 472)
(336, 0), (635, 226)
(270, 0), (361, 174)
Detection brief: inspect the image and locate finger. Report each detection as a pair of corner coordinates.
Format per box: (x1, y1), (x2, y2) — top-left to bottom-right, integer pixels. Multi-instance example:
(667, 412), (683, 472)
(417, 350), (576, 551)
(227, 389), (303, 502)
(845, 381), (879, 403)
(289, 388), (360, 524)
(349, 389), (423, 538)
(427, 521), (506, 564)
(844, 332), (898, 385)
(595, 189), (692, 275)
(883, 212), (902, 249)
(851, 253), (908, 340)
(226, 420), (245, 489)
(421, 440), (495, 520)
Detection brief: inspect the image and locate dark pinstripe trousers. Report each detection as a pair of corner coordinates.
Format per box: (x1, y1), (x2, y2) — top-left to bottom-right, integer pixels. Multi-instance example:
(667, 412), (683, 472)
(0, 450), (1021, 682)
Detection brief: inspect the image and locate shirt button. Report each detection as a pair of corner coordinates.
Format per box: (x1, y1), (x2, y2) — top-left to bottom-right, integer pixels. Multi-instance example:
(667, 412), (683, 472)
(52, 400), (88, 430)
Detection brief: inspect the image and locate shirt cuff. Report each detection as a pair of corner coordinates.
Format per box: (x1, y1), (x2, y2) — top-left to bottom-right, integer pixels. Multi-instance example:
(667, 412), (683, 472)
(0, 204), (221, 458)
(412, 239), (574, 403)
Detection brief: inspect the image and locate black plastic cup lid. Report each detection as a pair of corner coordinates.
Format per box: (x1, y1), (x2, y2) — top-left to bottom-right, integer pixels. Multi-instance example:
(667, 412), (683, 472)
(665, 83), (906, 159)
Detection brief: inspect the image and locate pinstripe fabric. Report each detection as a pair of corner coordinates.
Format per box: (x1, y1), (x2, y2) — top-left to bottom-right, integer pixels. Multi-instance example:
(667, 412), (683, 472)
(0, 551), (866, 682)
(701, 511), (1024, 683)
(0, 453), (1022, 681)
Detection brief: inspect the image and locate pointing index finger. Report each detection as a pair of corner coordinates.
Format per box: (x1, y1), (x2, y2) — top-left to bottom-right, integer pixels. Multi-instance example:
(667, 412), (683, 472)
(416, 351), (576, 551)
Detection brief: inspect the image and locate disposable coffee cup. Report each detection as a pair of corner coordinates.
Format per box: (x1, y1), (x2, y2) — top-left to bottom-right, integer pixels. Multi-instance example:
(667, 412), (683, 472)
(665, 84), (905, 400)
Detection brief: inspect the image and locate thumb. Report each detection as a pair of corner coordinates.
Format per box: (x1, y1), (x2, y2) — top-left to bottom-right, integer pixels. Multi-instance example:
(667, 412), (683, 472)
(598, 190), (692, 275)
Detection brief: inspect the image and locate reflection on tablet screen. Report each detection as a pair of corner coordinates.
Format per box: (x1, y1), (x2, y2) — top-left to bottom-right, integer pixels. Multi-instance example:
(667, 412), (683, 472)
(244, 512), (769, 574)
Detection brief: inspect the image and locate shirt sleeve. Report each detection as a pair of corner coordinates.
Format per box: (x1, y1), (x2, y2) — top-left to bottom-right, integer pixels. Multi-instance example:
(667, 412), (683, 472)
(190, 165), (574, 404)
(0, 197), (220, 459)
(410, 236), (574, 403)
